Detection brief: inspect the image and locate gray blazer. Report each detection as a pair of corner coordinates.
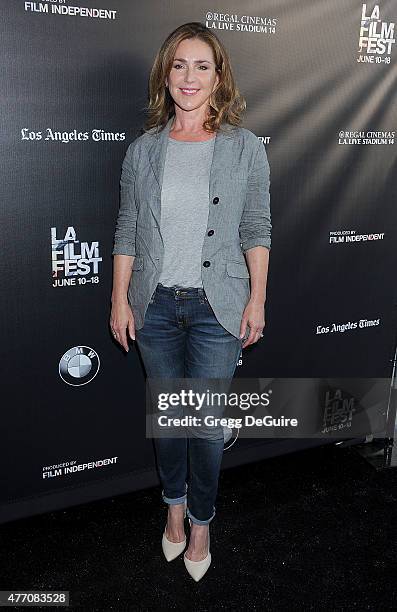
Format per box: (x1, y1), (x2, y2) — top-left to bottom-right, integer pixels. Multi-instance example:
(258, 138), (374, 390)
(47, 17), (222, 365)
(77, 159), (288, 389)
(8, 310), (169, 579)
(112, 115), (271, 340)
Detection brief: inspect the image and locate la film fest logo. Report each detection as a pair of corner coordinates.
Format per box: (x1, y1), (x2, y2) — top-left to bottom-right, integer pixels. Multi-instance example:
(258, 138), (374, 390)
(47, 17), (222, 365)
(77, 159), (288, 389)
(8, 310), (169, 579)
(51, 226), (102, 287)
(321, 388), (356, 434)
(59, 346), (100, 386)
(358, 4), (395, 62)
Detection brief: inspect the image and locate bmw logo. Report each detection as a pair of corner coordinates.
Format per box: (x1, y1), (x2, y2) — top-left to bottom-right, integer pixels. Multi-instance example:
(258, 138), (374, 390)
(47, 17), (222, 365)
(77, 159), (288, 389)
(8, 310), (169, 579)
(223, 426), (239, 450)
(59, 345), (100, 386)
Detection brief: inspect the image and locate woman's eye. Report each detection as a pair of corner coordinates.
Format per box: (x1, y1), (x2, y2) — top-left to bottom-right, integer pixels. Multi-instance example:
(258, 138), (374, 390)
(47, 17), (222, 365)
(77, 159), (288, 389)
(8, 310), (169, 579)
(173, 64), (208, 70)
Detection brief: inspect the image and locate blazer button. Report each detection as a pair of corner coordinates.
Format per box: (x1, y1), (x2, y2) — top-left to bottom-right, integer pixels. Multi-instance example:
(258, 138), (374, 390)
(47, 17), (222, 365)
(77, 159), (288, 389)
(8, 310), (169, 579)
(212, 196), (219, 204)
(203, 261), (211, 267)
(207, 229), (214, 236)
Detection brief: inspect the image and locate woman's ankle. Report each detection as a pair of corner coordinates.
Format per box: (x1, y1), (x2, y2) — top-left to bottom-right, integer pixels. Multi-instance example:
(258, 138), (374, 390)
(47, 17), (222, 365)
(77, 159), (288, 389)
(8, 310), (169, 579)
(168, 502), (185, 513)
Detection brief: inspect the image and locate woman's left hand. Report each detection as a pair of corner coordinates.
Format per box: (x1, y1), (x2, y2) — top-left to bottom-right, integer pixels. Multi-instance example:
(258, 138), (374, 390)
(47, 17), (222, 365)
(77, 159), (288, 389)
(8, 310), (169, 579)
(239, 299), (265, 348)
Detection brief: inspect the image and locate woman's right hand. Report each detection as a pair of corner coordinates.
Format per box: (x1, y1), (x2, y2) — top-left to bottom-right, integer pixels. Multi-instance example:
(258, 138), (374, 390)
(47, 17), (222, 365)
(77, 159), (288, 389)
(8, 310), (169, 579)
(110, 300), (135, 352)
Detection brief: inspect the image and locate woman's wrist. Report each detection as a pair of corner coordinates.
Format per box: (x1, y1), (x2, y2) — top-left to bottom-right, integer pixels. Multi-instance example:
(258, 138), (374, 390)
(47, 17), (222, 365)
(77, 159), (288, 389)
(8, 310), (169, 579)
(249, 295), (266, 306)
(111, 293), (129, 305)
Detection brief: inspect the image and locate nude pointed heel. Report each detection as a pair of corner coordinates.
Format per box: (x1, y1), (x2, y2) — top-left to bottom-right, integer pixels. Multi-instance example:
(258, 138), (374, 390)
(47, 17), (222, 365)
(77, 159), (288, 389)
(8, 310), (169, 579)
(183, 519), (212, 582)
(161, 502), (187, 562)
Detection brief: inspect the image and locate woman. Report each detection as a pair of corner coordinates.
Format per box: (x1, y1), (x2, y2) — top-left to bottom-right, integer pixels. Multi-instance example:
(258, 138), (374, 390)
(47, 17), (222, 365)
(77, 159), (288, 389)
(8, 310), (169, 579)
(110, 22), (271, 581)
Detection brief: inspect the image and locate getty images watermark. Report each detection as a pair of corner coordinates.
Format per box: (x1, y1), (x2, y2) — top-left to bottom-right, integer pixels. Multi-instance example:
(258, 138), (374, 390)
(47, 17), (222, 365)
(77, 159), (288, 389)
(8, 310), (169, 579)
(144, 377), (390, 440)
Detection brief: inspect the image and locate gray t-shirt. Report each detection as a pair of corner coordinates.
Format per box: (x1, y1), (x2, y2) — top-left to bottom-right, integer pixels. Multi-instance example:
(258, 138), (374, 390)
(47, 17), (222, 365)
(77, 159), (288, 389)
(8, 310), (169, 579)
(158, 136), (216, 288)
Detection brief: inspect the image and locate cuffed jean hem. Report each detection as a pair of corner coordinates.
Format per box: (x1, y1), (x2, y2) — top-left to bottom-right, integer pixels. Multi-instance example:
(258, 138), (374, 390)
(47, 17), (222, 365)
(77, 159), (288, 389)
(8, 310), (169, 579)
(186, 506), (216, 525)
(162, 483), (188, 505)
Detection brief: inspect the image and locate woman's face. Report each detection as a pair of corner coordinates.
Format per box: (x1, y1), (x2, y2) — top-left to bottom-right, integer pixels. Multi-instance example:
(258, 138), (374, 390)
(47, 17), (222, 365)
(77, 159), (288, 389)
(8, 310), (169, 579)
(166, 38), (219, 116)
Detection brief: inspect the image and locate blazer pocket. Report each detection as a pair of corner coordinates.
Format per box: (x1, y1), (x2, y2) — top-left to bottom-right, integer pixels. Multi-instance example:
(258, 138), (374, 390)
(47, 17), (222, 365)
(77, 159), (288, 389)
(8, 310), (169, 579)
(226, 260), (250, 278)
(132, 256), (144, 271)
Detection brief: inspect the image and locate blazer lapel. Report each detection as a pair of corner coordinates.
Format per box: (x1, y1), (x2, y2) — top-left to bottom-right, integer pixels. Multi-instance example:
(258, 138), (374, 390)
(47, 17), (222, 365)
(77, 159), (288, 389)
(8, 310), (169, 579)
(147, 115), (235, 228)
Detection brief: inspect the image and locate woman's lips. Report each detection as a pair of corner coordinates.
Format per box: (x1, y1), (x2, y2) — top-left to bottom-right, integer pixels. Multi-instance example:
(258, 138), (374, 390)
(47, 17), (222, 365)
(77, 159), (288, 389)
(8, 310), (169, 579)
(179, 88), (200, 95)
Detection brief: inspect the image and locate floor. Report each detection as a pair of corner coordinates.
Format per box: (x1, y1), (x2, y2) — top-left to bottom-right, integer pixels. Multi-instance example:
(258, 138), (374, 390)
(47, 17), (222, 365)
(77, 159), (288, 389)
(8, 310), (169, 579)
(0, 443), (396, 610)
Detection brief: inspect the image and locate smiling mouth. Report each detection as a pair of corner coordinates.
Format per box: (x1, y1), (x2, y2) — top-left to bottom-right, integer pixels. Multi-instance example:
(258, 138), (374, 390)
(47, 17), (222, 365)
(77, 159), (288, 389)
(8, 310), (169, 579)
(179, 88), (200, 95)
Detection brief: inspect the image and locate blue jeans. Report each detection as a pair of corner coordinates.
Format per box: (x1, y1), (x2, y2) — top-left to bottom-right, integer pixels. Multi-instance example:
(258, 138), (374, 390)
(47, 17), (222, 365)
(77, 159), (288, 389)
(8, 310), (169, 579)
(135, 282), (242, 525)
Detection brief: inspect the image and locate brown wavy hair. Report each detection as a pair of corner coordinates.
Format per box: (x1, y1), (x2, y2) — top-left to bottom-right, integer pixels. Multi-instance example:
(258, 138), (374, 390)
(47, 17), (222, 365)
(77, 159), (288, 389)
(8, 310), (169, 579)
(143, 22), (246, 134)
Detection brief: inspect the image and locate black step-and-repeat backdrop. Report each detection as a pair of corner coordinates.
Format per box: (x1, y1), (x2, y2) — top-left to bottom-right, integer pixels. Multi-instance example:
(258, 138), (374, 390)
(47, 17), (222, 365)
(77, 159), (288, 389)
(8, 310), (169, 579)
(1, 1), (396, 524)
